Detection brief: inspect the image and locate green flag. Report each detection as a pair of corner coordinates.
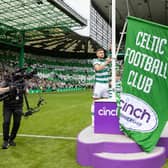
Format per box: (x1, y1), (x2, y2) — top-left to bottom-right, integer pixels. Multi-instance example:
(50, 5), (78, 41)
(120, 16), (168, 152)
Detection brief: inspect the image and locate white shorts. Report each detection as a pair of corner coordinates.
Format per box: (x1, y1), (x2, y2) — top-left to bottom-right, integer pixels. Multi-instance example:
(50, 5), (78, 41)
(93, 83), (109, 99)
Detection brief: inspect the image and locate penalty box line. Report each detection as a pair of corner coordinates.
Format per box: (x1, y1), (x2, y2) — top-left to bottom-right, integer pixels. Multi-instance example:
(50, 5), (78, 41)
(0, 133), (76, 141)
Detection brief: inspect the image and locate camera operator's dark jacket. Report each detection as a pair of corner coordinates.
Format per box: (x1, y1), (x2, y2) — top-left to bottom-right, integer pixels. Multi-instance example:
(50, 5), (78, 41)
(4, 92), (24, 108)
(0, 81), (24, 108)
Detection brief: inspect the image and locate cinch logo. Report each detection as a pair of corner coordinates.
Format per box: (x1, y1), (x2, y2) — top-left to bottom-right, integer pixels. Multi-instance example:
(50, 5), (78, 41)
(98, 107), (117, 116)
(120, 99), (150, 123)
(120, 93), (158, 132)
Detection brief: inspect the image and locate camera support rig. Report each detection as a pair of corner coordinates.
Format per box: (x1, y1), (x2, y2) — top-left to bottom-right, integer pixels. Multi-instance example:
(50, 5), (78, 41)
(23, 92), (44, 117)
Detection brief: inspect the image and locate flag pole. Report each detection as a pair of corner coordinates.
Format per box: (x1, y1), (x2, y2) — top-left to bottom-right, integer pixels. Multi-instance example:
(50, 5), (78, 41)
(111, 0), (116, 97)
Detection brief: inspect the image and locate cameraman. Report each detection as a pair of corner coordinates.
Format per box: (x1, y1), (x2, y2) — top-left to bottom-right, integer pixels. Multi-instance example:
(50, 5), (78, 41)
(1, 73), (26, 149)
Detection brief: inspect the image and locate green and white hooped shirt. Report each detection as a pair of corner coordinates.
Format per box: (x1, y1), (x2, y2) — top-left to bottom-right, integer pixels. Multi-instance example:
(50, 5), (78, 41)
(92, 58), (110, 84)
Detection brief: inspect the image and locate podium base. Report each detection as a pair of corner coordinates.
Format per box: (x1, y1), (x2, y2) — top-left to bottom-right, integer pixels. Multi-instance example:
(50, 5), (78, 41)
(77, 126), (166, 168)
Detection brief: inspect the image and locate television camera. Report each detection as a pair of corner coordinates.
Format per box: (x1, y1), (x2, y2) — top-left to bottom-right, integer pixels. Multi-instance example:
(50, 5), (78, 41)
(0, 67), (44, 117)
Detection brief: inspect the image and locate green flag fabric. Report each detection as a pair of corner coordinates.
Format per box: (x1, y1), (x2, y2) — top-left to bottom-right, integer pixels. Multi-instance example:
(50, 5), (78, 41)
(120, 16), (168, 152)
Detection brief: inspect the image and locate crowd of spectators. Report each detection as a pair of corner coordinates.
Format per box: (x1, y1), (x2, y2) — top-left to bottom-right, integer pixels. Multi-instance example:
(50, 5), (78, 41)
(0, 48), (123, 93)
(0, 49), (94, 92)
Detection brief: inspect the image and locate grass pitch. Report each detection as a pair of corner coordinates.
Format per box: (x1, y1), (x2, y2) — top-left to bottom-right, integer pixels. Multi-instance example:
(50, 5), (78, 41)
(0, 90), (92, 168)
(0, 90), (167, 168)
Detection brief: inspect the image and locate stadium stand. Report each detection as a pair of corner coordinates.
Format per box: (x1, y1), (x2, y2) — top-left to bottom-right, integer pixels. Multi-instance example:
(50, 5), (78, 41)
(0, 47), (123, 93)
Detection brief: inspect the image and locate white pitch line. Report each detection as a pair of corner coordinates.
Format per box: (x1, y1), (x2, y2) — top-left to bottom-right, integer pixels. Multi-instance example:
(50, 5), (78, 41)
(0, 133), (76, 141)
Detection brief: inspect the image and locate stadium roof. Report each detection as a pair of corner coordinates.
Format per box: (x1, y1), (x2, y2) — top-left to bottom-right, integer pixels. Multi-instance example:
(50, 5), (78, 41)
(92, 0), (168, 36)
(0, 0), (86, 31)
(1, 0), (167, 54)
(0, 0), (89, 51)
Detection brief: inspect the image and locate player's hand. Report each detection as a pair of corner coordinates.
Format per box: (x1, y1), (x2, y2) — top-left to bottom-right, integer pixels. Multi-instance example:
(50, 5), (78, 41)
(105, 57), (112, 64)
